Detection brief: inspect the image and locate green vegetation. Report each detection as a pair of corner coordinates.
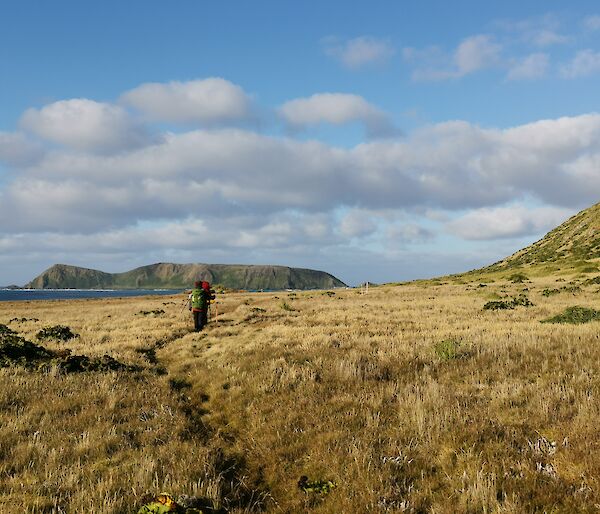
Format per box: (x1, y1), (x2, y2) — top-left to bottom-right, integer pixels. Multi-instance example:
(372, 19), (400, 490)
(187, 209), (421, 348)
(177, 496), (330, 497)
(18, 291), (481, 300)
(297, 476), (337, 495)
(457, 201), (600, 281)
(483, 295), (534, 310)
(541, 306), (600, 324)
(508, 272), (529, 283)
(138, 309), (166, 316)
(433, 339), (462, 360)
(36, 324), (78, 342)
(1, 325), (132, 372)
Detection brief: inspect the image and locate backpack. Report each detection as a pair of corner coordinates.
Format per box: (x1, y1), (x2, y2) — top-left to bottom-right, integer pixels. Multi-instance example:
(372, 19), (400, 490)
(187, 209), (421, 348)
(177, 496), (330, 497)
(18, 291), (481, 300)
(191, 288), (207, 310)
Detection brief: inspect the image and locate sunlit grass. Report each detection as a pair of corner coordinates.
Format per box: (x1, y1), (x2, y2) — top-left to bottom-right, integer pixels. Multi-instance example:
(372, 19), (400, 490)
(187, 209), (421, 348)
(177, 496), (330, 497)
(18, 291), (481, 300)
(1, 274), (600, 512)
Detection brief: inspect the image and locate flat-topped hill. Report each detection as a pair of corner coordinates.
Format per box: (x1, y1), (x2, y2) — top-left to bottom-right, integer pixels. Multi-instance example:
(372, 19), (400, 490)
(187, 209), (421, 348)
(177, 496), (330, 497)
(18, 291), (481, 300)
(25, 263), (347, 290)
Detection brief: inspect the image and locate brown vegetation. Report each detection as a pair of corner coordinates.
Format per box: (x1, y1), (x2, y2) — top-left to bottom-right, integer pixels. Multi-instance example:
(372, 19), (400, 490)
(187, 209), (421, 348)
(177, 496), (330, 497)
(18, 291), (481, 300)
(1, 274), (600, 512)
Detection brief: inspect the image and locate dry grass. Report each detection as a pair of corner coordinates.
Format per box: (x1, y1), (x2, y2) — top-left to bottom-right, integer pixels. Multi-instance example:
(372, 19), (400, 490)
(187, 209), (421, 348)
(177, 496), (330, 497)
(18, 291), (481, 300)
(1, 275), (600, 513)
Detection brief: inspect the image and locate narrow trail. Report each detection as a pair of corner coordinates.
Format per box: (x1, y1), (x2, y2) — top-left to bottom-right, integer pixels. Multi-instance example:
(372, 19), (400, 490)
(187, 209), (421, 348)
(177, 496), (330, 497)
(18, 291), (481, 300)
(135, 304), (273, 512)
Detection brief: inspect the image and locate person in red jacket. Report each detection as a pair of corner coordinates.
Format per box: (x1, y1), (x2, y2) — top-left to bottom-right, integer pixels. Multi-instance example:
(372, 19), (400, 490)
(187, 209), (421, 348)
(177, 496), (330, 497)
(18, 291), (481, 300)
(189, 281), (208, 331)
(200, 281), (215, 327)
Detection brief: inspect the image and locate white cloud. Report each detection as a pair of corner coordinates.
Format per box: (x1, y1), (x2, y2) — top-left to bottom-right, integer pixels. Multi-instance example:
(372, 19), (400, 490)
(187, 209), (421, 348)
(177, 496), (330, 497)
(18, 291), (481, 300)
(387, 223), (433, 244)
(121, 78), (255, 124)
(322, 36), (395, 69)
(494, 15), (568, 47)
(279, 93), (395, 137)
(3, 111), (600, 283)
(583, 15), (600, 31)
(447, 205), (574, 240)
(0, 132), (45, 166)
(560, 49), (600, 78)
(409, 35), (502, 81)
(507, 53), (549, 80)
(531, 29), (569, 47)
(455, 35), (502, 74)
(20, 99), (153, 154)
(339, 210), (377, 238)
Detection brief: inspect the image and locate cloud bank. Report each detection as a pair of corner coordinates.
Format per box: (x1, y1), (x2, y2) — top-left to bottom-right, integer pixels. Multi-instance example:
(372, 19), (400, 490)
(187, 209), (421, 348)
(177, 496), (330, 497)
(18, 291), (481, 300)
(3, 76), (600, 284)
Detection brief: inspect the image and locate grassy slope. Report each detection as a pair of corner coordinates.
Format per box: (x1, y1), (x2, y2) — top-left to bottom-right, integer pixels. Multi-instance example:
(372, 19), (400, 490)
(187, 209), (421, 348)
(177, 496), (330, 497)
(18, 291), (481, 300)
(464, 202), (600, 282)
(2, 275), (600, 512)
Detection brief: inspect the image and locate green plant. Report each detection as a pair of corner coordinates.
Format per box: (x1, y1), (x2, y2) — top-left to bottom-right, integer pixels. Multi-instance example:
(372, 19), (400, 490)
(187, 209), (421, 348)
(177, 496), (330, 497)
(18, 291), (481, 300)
(483, 295), (533, 310)
(541, 306), (600, 324)
(36, 325), (78, 342)
(138, 309), (165, 316)
(434, 339), (461, 360)
(508, 273), (529, 283)
(542, 288), (560, 297)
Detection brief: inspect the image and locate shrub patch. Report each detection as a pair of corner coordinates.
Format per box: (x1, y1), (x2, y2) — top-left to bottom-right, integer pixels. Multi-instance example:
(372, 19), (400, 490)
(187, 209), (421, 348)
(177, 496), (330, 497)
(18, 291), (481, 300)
(541, 306), (600, 324)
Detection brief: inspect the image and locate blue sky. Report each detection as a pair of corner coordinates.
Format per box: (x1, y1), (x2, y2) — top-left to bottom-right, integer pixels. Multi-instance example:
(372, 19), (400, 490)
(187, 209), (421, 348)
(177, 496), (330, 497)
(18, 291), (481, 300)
(1, 1), (600, 285)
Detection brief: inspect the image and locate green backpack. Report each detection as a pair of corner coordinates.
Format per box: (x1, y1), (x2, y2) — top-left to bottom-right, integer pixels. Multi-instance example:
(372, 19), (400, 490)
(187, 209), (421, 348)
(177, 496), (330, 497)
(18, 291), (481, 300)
(191, 288), (207, 310)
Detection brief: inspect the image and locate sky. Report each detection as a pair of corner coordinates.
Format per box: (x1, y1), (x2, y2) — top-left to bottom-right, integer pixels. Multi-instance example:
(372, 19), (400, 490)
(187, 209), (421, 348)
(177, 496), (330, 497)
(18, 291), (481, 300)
(1, 0), (600, 286)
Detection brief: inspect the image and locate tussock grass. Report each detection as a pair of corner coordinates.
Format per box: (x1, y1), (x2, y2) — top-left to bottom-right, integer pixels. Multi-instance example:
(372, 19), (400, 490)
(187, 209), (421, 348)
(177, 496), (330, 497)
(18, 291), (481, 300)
(1, 279), (600, 512)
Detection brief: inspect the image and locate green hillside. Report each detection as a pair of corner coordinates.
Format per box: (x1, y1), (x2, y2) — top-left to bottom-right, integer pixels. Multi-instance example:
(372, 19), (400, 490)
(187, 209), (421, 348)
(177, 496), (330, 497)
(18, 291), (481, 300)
(25, 263), (347, 290)
(463, 201), (600, 280)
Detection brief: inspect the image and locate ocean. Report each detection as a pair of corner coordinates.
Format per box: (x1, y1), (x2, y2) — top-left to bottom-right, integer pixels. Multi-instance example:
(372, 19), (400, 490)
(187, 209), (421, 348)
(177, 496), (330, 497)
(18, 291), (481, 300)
(0, 289), (184, 302)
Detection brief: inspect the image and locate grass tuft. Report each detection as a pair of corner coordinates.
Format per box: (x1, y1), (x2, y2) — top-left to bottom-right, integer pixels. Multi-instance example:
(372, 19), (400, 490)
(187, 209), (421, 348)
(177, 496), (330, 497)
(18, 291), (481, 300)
(433, 339), (462, 360)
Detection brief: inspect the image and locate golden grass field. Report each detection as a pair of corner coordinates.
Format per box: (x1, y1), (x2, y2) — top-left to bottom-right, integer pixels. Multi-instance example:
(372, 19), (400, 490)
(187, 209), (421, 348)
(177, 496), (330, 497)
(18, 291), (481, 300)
(1, 274), (600, 513)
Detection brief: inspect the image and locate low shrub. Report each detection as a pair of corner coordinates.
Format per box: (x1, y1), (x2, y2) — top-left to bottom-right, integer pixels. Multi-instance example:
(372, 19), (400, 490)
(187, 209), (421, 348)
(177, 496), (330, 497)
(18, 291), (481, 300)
(36, 325), (78, 342)
(508, 273), (529, 283)
(138, 309), (165, 316)
(483, 295), (534, 311)
(541, 306), (600, 324)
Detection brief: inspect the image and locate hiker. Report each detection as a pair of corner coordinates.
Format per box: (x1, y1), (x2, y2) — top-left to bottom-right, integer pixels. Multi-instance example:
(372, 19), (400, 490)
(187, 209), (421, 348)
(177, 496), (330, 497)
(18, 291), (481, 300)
(200, 281), (215, 328)
(189, 281), (209, 331)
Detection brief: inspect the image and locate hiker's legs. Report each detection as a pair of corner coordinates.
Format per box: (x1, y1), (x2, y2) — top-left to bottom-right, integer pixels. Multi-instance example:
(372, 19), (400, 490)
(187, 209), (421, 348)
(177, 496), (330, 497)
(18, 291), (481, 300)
(201, 310), (208, 327)
(193, 311), (201, 331)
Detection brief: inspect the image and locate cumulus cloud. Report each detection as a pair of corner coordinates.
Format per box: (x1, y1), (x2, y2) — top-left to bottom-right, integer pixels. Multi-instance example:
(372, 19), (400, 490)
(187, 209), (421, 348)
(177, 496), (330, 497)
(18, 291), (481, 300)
(20, 99), (153, 154)
(322, 36), (395, 69)
(121, 78), (255, 124)
(387, 223), (433, 244)
(447, 205), (574, 240)
(4, 106), (600, 286)
(0, 132), (45, 166)
(279, 93), (395, 137)
(507, 53), (549, 80)
(4, 113), (600, 238)
(455, 35), (502, 74)
(339, 209), (377, 238)
(560, 49), (600, 78)
(409, 35), (502, 81)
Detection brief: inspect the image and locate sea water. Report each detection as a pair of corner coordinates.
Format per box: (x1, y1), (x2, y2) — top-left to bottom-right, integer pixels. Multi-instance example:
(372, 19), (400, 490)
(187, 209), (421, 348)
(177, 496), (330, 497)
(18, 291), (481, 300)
(0, 289), (184, 302)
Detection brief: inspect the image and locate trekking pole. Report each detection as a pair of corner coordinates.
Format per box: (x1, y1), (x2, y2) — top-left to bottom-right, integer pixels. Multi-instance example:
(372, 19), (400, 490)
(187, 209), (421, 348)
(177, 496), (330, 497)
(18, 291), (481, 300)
(179, 295), (189, 314)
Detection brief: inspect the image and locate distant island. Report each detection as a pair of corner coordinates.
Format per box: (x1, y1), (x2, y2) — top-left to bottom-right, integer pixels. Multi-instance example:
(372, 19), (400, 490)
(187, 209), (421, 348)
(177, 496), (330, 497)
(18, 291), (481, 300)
(25, 263), (347, 291)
